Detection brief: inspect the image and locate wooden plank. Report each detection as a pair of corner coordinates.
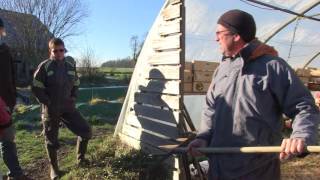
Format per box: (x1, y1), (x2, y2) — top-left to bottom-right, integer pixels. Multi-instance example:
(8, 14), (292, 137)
(134, 92), (181, 110)
(194, 71), (213, 82)
(295, 68), (310, 77)
(184, 92), (206, 95)
(169, 0), (182, 5)
(193, 82), (211, 93)
(184, 83), (192, 93)
(147, 65), (181, 80)
(299, 76), (309, 85)
(296, 67), (320, 77)
(193, 60), (219, 71)
(126, 114), (179, 138)
(153, 33), (181, 51)
(119, 133), (177, 169)
(184, 70), (192, 83)
(139, 79), (180, 95)
(149, 50), (181, 65)
(184, 71), (192, 83)
(310, 68), (320, 77)
(159, 18), (181, 36)
(127, 112), (177, 127)
(308, 83), (320, 91)
(184, 62), (192, 71)
(121, 124), (179, 148)
(118, 133), (167, 155)
(310, 77), (320, 84)
(162, 3), (181, 21)
(132, 104), (180, 124)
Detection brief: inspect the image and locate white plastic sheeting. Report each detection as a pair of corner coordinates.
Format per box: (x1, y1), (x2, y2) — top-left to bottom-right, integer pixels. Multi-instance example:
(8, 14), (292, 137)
(185, 0), (320, 66)
(184, 0), (320, 129)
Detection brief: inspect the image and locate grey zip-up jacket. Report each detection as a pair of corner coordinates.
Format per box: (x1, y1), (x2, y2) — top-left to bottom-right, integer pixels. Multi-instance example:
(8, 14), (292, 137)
(197, 40), (319, 179)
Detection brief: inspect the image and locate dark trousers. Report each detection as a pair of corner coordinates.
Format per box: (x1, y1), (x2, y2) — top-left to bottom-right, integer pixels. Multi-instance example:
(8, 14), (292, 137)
(42, 109), (92, 150)
(0, 125), (23, 177)
(211, 159), (281, 180)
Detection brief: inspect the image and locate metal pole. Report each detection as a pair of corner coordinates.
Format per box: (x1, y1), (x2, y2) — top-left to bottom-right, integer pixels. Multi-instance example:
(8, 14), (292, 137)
(262, 1), (320, 43)
(302, 51), (320, 69)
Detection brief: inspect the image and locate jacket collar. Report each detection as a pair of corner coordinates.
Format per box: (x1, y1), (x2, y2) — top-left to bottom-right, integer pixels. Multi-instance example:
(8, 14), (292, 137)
(221, 39), (278, 64)
(239, 39), (278, 63)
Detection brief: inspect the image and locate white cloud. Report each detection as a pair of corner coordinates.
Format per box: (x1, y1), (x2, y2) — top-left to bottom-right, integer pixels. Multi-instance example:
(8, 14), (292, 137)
(280, 27), (320, 45)
(257, 21), (282, 40)
(261, 0), (301, 9)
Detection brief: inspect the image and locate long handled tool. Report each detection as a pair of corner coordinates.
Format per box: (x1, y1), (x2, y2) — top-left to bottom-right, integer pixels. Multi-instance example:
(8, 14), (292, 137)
(160, 146), (320, 154)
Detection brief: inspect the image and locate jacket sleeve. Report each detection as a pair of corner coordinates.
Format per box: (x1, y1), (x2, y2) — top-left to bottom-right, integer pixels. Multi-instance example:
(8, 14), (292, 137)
(32, 63), (50, 105)
(9, 52), (16, 100)
(71, 61), (80, 99)
(196, 69), (219, 143)
(268, 59), (320, 145)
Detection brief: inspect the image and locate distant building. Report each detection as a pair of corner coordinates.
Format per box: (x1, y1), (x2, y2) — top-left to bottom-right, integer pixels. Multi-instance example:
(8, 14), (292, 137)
(0, 9), (52, 87)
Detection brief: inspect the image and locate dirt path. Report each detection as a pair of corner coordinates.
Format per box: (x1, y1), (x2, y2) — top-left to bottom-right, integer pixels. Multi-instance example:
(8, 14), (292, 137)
(23, 127), (110, 179)
(24, 146), (71, 180)
(281, 154), (320, 180)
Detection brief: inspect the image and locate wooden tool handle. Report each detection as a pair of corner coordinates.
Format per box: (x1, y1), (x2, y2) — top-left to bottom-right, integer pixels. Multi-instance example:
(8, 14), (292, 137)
(168, 146), (320, 154)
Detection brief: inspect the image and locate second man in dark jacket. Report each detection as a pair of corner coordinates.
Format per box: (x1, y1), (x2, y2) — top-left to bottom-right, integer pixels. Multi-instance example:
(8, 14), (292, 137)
(32, 38), (92, 180)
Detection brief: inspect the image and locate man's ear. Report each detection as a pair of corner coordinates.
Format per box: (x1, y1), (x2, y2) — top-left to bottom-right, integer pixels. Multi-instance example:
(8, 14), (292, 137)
(233, 34), (241, 42)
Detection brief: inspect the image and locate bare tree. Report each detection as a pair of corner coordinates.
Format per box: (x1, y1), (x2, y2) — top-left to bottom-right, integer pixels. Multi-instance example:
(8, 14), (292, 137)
(78, 47), (98, 82)
(0, 0), (88, 68)
(130, 35), (139, 62)
(130, 35), (145, 62)
(0, 0), (88, 39)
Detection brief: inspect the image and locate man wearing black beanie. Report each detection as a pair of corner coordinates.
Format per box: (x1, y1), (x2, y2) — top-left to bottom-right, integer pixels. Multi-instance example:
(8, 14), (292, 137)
(188, 9), (319, 179)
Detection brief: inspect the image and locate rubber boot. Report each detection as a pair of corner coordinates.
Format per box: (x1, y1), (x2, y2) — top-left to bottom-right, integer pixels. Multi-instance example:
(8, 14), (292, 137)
(76, 137), (89, 167)
(46, 146), (59, 180)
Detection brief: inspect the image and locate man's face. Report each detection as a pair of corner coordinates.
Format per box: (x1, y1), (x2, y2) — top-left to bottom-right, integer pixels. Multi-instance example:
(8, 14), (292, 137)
(0, 27), (6, 37)
(215, 24), (237, 57)
(50, 45), (65, 61)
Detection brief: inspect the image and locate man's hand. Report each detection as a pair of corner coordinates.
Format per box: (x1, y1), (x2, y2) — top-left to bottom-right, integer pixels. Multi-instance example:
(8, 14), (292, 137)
(280, 138), (305, 160)
(187, 138), (208, 157)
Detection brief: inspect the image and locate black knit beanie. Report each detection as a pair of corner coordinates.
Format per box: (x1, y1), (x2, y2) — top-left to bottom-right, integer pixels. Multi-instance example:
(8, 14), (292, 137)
(217, 9), (256, 42)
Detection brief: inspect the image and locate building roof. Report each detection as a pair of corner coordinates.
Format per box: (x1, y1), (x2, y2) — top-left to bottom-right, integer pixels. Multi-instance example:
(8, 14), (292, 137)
(0, 9), (52, 49)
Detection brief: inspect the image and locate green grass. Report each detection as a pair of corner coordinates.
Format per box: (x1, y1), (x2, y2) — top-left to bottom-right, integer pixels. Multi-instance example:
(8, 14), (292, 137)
(78, 103), (123, 124)
(99, 67), (134, 74)
(78, 67), (133, 87)
(2, 88), (319, 179)
(77, 87), (127, 103)
(0, 129), (45, 173)
(61, 128), (171, 180)
(0, 87), (125, 175)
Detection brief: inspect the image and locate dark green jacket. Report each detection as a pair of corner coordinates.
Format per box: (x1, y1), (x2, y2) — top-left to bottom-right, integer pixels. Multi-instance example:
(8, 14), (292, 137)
(32, 56), (80, 112)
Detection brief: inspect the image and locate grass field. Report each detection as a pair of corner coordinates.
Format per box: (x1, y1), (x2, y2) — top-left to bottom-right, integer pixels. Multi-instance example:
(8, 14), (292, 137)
(78, 67), (133, 87)
(0, 87), (171, 179)
(99, 67), (134, 74)
(77, 87), (127, 103)
(1, 87), (320, 179)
